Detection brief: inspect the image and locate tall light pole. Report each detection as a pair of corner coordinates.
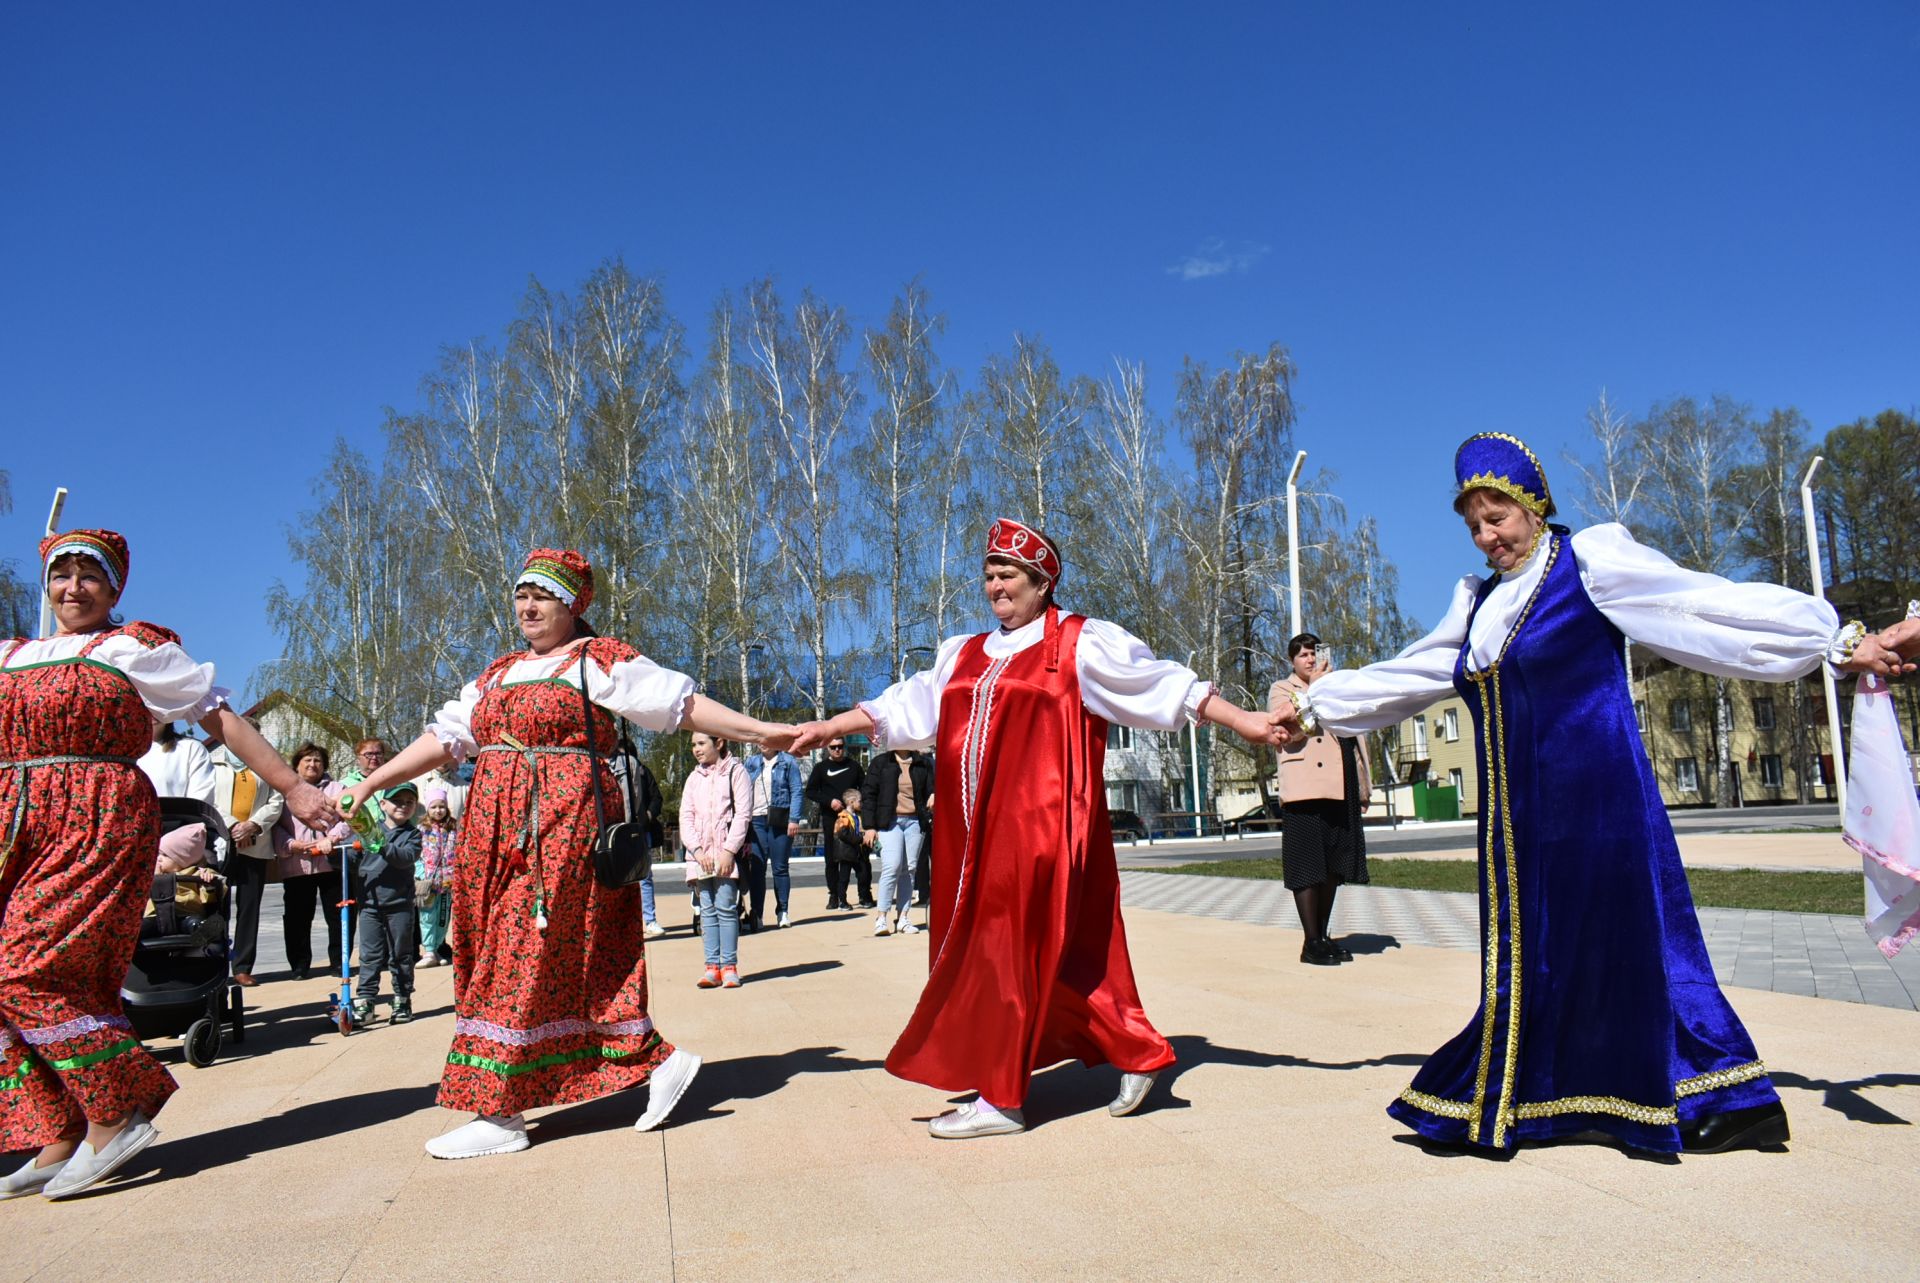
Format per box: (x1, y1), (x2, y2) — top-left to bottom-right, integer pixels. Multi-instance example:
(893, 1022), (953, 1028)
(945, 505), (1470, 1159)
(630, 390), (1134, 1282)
(1184, 649), (1203, 836)
(36, 487), (67, 639)
(1800, 457), (1846, 812)
(1286, 450), (1307, 638)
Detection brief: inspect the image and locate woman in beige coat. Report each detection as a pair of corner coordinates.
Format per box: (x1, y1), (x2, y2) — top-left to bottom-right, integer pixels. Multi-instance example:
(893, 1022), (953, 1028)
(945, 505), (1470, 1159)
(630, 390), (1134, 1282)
(1268, 633), (1371, 965)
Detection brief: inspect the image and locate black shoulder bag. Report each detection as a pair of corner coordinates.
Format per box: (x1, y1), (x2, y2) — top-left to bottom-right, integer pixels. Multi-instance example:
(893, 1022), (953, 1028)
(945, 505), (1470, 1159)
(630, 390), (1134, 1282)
(579, 651), (653, 889)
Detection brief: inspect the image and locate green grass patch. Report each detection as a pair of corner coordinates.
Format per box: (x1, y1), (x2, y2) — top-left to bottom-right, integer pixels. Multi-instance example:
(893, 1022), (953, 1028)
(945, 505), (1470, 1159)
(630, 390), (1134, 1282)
(1145, 857), (1863, 916)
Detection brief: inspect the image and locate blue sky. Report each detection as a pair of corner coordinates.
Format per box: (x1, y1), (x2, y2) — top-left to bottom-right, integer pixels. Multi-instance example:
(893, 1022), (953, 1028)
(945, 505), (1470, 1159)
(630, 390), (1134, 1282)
(3, 3), (1915, 698)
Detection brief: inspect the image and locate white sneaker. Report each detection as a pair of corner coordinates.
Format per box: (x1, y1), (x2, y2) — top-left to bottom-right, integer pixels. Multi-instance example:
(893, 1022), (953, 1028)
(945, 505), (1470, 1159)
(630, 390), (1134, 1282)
(929, 1101), (1026, 1139)
(873, 914), (893, 937)
(643, 921), (667, 941)
(777, 911), (791, 928)
(0, 1154), (65, 1199)
(896, 917), (920, 935)
(1108, 1070), (1161, 1117)
(634, 1049), (702, 1132)
(418, 955), (441, 969)
(425, 1113), (529, 1160)
(42, 1113), (159, 1199)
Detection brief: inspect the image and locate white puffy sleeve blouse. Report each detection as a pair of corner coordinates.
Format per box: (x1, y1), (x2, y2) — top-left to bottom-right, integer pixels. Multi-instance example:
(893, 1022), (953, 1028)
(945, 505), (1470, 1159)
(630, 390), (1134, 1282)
(1301, 523), (1850, 736)
(427, 648), (698, 762)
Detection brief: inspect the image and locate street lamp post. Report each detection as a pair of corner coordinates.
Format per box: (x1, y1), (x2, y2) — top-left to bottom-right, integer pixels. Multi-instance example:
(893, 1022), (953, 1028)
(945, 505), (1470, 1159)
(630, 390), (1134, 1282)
(1184, 649), (1203, 837)
(1800, 457), (1846, 813)
(1286, 450), (1307, 639)
(36, 487), (68, 639)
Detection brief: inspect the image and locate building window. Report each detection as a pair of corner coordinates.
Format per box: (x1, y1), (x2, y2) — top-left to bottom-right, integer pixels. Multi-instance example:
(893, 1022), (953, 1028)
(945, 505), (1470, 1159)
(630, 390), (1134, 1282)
(1443, 708), (1460, 742)
(1108, 781), (1141, 812)
(1674, 757), (1700, 794)
(1759, 754), (1783, 789)
(1670, 700), (1693, 733)
(1752, 697), (1775, 731)
(1809, 755), (1826, 788)
(1448, 767), (1464, 795)
(1107, 724), (1134, 751)
(1634, 700), (1647, 732)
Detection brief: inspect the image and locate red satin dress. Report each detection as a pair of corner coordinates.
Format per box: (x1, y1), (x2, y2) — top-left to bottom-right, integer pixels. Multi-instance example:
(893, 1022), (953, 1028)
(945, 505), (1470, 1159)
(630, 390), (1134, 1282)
(885, 609), (1175, 1107)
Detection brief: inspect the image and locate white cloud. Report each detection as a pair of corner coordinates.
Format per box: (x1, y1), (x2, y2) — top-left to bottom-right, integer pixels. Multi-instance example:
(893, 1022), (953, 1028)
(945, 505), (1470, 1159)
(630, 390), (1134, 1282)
(1167, 237), (1270, 281)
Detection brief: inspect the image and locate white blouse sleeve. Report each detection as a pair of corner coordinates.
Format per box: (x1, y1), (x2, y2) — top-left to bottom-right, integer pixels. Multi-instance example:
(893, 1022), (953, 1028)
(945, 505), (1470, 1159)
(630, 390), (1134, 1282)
(1573, 524), (1844, 680)
(586, 655), (697, 733)
(427, 681), (483, 763)
(861, 634), (971, 751)
(1076, 618), (1210, 731)
(112, 639), (228, 723)
(1301, 578), (1480, 735)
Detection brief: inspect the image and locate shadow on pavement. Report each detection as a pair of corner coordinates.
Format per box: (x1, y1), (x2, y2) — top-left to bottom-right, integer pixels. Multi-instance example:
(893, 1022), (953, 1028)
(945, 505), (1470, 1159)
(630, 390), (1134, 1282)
(745, 960), (843, 982)
(117, 1082), (444, 1188)
(1329, 932), (1401, 956)
(1771, 1069), (1920, 1125)
(537, 1044), (887, 1138)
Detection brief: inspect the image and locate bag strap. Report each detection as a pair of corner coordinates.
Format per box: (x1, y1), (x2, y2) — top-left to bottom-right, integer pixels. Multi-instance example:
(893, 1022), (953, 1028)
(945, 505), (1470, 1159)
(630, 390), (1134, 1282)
(579, 651), (611, 833)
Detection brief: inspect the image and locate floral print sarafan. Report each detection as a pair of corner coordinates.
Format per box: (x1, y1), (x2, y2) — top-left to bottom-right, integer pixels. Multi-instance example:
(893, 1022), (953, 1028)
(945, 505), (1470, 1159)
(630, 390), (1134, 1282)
(439, 638), (674, 1116)
(0, 624), (180, 1149)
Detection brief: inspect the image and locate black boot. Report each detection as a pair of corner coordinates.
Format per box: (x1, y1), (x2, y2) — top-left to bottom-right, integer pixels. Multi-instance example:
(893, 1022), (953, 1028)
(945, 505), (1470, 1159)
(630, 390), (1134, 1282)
(1680, 1102), (1789, 1154)
(1299, 937), (1342, 966)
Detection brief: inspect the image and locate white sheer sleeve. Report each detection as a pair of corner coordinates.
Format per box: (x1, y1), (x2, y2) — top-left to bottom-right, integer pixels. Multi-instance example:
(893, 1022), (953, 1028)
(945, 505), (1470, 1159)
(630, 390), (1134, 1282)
(588, 655), (697, 733)
(110, 638), (228, 723)
(1301, 578), (1480, 735)
(860, 634), (971, 751)
(1076, 618), (1210, 731)
(427, 681), (483, 763)
(1574, 524), (1845, 680)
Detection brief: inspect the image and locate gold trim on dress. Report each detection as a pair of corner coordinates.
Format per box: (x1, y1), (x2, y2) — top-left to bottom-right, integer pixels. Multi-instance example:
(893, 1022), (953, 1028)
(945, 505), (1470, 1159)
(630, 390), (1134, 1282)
(1398, 1058), (1768, 1132)
(1491, 667), (1522, 1147)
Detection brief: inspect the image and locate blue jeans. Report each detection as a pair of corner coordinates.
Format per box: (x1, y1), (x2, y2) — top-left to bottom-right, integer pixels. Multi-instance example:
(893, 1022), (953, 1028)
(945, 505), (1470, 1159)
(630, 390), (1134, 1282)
(639, 874), (657, 926)
(877, 818), (923, 917)
(750, 816), (794, 917)
(696, 878), (740, 967)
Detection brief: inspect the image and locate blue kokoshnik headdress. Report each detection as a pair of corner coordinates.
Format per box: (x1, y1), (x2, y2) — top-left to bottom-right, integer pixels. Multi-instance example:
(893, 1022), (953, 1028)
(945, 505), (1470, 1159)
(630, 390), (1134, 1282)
(1453, 433), (1555, 517)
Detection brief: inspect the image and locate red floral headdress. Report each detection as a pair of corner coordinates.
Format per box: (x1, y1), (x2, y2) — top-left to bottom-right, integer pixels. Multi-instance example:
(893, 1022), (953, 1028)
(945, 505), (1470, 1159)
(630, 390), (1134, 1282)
(517, 548), (595, 617)
(41, 528), (130, 594)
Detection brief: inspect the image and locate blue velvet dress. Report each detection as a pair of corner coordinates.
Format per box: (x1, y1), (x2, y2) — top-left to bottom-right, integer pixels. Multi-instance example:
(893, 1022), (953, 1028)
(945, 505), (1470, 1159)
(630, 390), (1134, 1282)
(1386, 527), (1780, 1152)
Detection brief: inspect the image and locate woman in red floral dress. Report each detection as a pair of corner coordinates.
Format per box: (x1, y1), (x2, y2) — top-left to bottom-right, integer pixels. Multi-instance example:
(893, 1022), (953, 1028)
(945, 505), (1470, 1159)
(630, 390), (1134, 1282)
(1, 529), (332, 1200)
(342, 548), (793, 1160)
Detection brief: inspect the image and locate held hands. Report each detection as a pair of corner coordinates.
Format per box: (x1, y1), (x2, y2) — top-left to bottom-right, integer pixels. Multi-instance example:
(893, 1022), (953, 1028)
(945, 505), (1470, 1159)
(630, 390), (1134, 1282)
(1879, 617), (1920, 663)
(1228, 706), (1294, 749)
(1267, 703), (1305, 747)
(788, 721), (835, 755)
(284, 779), (337, 830)
(758, 725), (800, 754)
(1842, 635), (1918, 679)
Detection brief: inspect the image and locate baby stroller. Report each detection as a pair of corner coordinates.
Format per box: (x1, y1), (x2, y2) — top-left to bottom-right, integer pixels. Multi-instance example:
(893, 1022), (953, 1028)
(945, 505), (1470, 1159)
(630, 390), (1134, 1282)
(120, 797), (246, 1067)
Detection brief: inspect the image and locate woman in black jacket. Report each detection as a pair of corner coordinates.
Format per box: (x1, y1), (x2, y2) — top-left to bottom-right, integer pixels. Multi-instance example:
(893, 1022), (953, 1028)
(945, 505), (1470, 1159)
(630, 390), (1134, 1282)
(861, 749), (934, 936)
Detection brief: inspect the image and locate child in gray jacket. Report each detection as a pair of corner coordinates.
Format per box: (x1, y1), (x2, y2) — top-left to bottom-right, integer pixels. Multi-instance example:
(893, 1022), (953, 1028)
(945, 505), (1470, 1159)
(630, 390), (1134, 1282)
(350, 782), (423, 1026)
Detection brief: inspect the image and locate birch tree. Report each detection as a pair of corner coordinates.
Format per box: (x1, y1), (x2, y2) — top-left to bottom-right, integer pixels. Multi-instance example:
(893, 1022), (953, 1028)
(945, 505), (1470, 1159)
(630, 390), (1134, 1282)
(1563, 389), (1647, 527)
(859, 283), (948, 679)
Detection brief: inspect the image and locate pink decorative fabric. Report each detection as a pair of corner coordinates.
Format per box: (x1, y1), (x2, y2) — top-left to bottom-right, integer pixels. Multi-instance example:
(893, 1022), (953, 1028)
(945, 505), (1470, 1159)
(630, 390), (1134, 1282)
(1844, 674), (1920, 958)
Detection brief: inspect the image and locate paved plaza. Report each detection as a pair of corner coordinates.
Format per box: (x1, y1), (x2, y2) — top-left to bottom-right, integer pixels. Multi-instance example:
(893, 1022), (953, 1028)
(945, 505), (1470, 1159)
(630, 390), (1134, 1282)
(4, 834), (1916, 1282)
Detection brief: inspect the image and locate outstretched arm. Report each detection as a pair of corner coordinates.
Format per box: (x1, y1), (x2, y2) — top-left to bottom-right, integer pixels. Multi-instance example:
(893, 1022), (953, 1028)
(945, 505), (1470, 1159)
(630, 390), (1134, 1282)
(199, 706), (336, 829)
(337, 732), (456, 817)
(683, 693), (794, 751)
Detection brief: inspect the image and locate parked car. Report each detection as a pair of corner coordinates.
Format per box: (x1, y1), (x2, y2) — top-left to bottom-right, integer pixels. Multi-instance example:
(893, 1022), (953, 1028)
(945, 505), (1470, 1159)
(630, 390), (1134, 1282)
(1223, 798), (1284, 836)
(1108, 808), (1151, 841)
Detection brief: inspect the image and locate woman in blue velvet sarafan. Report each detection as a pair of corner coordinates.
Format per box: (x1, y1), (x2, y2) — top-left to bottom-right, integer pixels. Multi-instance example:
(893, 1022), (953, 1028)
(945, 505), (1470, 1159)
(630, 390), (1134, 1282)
(1271, 434), (1911, 1155)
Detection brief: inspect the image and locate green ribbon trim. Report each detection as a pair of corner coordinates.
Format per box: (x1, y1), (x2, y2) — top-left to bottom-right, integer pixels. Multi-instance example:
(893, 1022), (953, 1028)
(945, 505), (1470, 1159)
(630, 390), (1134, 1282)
(0, 656), (126, 678)
(0, 1059), (45, 1092)
(47, 1038), (142, 1072)
(446, 1035), (660, 1079)
(0, 1037), (144, 1090)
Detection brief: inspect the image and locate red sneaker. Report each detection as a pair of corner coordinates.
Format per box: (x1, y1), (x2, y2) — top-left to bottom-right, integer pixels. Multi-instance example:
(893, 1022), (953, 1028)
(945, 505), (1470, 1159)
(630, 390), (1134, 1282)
(720, 966), (742, 989)
(696, 966), (722, 989)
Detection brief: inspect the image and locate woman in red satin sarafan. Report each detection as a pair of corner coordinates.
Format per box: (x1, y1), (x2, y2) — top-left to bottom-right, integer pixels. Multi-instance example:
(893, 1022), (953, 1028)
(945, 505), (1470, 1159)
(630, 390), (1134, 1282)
(791, 519), (1287, 1138)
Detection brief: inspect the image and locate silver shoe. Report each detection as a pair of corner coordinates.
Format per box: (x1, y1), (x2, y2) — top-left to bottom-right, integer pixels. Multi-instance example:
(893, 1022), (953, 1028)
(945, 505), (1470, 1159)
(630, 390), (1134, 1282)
(0, 1154), (65, 1199)
(42, 1113), (158, 1199)
(929, 1101), (1026, 1139)
(1108, 1070), (1161, 1117)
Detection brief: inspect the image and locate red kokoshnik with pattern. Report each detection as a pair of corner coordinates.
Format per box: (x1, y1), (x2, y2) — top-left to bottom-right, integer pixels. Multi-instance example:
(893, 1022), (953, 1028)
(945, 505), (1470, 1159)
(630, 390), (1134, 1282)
(885, 608), (1174, 1106)
(0, 624), (180, 1149)
(439, 636), (674, 1116)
